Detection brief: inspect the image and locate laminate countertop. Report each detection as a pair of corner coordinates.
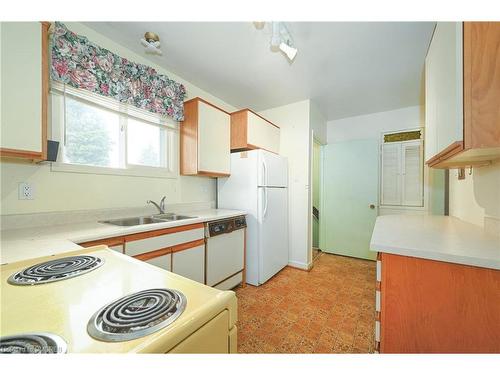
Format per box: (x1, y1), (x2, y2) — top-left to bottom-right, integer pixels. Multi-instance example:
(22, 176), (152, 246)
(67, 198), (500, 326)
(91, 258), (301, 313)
(370, 215), (500, 270)
(0, 209), (246, 264)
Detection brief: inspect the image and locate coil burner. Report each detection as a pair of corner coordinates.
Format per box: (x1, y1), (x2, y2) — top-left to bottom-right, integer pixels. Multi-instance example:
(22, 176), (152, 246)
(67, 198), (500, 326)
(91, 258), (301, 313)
(8, 255), (104, 285)
(87, 288), (187, 342)
(0, 333), (67, 354)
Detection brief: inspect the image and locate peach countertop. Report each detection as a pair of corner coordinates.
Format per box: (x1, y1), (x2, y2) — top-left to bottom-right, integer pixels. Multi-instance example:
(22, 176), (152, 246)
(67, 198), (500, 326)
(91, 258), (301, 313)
(370, 215), (500, 270)
(0, 209), (246, 264)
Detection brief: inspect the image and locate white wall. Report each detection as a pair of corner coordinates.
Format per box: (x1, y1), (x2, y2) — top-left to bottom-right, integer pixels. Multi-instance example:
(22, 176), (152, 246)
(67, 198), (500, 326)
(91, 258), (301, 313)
(326, 105), (444, 216)
(327, 106), (421, 143)
(260, 100), (312, 269)
(309, 100), (327, 145)
(0, 22), (238, 215)
(449, 162), (500, 235)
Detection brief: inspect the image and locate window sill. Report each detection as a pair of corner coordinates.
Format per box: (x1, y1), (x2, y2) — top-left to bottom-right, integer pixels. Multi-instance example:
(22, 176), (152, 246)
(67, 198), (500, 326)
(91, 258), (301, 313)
(51, 162), (177, 179)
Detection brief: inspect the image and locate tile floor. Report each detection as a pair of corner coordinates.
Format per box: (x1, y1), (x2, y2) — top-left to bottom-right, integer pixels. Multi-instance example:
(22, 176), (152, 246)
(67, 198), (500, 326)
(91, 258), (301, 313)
(234, 252), (376, 353)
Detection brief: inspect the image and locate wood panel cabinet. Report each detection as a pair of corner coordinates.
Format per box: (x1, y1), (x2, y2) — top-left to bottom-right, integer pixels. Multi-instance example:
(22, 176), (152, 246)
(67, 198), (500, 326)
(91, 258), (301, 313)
(425, 22), (500, 169)
(180, 97), (231, 177)
(375, 252), (500, 353)
(0, 22), (49, 161)
(230, 109), (280, 154)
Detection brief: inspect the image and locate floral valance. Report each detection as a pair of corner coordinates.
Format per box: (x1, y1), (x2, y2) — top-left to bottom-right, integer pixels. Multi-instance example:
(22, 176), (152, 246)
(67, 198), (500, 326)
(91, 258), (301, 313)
(50, 22), (187, 121)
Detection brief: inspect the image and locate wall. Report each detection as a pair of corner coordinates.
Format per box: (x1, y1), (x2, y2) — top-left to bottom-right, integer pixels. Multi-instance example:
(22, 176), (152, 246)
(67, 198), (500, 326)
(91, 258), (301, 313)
(309, 100), (327, 145)
(449, 162), (500, 234)
(260, 100), (312, 269)
(0, 22), (238, 215)
(326, 105), (445, 216)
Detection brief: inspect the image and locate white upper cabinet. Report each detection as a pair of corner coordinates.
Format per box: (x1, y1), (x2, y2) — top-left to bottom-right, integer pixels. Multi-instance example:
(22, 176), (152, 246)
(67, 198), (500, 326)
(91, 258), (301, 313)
(180, 97), (231, 177)
(0, 22), (49, 160)
(230, 109), (280, 154)
(425, 22), (500, 169)
(425, 22), (463, 162)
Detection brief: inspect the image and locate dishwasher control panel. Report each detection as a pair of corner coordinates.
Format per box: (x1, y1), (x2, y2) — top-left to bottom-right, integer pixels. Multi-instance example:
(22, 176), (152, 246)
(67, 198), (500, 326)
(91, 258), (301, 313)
(207, 216), (246, 237)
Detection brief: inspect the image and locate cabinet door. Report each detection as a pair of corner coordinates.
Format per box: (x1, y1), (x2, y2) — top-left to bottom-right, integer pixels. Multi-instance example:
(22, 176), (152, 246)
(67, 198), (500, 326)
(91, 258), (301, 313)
(172, 245), (205, 284)
(247, 111), (280, 153)
(1, 22), (45, 157)
(425, 22), (463, 157)
(145, 253), (171, 271)
(197, 101), (230, 175)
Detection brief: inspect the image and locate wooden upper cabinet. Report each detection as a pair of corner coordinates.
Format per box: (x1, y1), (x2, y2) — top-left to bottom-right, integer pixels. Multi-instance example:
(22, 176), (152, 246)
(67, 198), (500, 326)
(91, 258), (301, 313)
(425, 22), (500, 169)
(0, 22), (49, 161)
(230, 109), (280, 154)
(180, 97), (231, 177)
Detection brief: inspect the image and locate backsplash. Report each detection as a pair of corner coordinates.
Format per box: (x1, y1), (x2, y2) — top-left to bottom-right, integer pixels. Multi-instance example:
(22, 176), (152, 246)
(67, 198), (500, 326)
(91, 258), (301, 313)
(0, 201), (214, 231)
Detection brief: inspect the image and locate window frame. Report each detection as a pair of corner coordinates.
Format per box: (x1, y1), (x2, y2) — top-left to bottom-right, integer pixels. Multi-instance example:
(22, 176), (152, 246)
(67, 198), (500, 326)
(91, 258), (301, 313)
(379, 128), (425, 209)
(49, 83), (179, 179)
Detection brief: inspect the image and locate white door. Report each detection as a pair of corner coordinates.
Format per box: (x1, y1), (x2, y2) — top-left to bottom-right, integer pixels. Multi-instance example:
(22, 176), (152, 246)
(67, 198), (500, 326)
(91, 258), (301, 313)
(258, 150), (288, 187)
(258, 187), (288, 284)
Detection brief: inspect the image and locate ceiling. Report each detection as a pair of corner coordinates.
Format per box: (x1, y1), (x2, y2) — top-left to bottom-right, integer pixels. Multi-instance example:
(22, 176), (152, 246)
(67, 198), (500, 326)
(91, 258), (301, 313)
(84, 22), (435, 121)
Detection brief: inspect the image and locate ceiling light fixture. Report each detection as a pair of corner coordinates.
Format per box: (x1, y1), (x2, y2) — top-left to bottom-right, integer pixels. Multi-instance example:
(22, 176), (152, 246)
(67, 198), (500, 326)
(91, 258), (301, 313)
(256, 21), (297, 62)
(140, 32), (163, 56)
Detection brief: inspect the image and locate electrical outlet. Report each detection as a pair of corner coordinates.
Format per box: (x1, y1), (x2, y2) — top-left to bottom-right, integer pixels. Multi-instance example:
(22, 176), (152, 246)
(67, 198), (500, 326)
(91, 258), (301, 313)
(18, 182), (34, 200)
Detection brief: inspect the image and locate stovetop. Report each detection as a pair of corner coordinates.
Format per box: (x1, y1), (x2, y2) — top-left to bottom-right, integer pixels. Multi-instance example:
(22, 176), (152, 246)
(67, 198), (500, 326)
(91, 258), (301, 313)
(87, 288), (187, 342)
(8, 255), (104, 285)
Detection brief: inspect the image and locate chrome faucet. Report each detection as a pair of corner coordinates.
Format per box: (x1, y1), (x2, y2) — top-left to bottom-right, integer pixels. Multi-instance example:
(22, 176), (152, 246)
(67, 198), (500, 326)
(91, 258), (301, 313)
(147, 196), (166, 214)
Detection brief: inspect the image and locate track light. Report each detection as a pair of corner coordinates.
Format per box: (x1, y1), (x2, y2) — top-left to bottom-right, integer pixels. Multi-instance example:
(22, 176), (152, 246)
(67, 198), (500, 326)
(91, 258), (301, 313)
(279, 41), (298, 61)
(262, 22), (298, 62)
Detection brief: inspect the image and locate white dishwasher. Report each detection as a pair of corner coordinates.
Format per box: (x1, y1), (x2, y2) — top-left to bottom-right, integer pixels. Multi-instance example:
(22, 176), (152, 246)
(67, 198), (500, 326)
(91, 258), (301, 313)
(205, 216), (246, 290)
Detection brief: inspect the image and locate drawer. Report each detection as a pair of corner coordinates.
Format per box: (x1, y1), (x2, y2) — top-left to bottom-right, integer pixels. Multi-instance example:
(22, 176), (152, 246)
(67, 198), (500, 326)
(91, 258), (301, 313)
(125, 227), (204, 257)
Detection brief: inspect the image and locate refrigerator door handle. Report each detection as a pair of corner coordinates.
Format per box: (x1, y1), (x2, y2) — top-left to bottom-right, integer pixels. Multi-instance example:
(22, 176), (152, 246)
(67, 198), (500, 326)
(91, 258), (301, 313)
(262, 159), (268, 186)
(262, 187), (268, 219)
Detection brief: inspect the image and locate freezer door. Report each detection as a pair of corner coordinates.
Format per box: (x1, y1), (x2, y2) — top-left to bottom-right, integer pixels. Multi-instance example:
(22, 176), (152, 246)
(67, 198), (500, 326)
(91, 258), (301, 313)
(258, 150), (288, 187)
(258, 187), (289, 284)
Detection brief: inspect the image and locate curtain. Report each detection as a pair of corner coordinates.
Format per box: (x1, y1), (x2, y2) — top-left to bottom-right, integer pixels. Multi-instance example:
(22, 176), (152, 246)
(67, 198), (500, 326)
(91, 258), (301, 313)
(50, 22), (187, 121)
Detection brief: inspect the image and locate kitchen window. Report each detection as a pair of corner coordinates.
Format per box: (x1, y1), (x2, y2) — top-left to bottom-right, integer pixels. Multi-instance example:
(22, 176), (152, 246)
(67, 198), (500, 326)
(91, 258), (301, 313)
(50, 82), (178, 178)
(380, 130), (424, 207)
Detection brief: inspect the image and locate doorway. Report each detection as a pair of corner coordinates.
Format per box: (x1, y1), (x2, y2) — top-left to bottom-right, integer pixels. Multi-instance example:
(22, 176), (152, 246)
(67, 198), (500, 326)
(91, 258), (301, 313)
(320, 139), (379, 260)
(312, 139), (322, 261)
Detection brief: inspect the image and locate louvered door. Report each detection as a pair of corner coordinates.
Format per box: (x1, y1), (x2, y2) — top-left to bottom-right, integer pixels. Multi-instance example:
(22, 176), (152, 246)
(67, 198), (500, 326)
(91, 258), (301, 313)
(401, 141), (423, 206)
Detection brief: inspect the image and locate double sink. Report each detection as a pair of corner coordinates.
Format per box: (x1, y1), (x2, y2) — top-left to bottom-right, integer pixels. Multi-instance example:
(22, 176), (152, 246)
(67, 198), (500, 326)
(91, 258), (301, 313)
(100, 213), (196, 227)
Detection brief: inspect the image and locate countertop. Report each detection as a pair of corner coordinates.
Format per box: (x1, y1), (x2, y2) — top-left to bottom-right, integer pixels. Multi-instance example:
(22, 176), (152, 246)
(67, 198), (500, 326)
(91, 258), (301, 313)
(0, 209), (246, 264)
(370, 215), (500, 270)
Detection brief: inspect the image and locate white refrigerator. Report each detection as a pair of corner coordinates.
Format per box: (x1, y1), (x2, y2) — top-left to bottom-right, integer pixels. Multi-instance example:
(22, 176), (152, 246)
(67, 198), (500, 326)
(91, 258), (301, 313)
(217, 149), (288, 286)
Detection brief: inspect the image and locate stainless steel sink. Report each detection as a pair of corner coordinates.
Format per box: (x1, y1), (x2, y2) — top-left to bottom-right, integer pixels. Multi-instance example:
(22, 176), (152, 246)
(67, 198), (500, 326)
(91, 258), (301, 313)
(99, 216), (166, 226)
(99, 214), (196, 226)
(152, 214), (196, 221)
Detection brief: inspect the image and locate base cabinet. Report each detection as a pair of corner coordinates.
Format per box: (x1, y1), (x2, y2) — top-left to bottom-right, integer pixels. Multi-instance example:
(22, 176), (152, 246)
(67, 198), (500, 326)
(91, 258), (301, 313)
(172, 245), (205, 284)
(145, 253), (172, 271)
(376, 252), (500, 353)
